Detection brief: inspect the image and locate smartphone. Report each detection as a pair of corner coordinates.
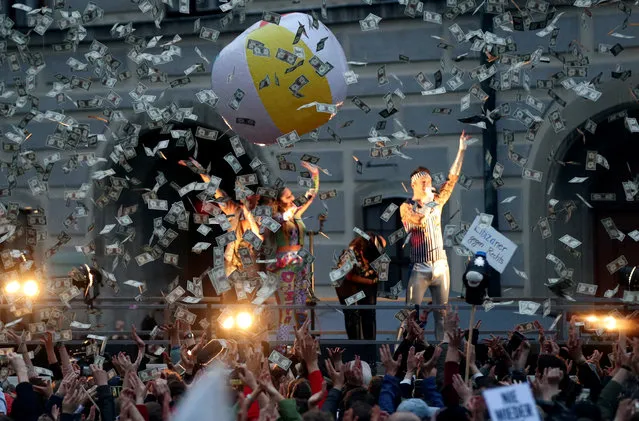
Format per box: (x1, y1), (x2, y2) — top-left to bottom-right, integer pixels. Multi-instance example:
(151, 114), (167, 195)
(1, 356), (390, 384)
(229, 367), (243, 390)
(506, 331), (525, 352)
(81, 365), (92, 377)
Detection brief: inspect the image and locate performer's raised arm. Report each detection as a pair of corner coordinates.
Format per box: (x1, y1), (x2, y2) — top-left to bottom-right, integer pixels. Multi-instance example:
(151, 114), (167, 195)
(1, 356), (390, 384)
(241, 202), (263, 240)
(436, 131), (469, 205)
(214, 188), (238, 216)
(294, 161), (320, 218)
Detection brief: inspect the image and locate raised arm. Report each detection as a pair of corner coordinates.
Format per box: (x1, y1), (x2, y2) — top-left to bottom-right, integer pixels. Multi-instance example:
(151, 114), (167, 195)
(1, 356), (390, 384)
(436, 131), (469, 205)
(241, 204), (263, 240)
(215, 188), (239, 216)
(294, 161), (319, 218)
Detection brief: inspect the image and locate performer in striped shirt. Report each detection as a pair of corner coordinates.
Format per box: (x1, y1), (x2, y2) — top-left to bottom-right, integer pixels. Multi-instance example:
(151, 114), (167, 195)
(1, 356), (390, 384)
(400, 131), (469, 340)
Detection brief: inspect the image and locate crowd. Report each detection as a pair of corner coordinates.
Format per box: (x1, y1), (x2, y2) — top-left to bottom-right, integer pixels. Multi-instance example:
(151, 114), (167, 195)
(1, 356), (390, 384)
(0, 307), (638, 421)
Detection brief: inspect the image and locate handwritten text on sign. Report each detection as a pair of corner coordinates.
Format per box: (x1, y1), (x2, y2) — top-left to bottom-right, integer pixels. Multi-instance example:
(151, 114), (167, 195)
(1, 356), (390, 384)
(461, 216), (517, 273)
(483, 383), (541, 421)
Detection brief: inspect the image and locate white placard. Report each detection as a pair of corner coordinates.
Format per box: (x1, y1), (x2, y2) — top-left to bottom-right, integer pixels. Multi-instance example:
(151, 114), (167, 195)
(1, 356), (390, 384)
(461, 216), (518, 273)
(483, 383), (541, 421)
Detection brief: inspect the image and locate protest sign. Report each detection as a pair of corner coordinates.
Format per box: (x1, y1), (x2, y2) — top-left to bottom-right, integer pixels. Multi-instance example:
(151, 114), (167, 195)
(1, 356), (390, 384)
(483, 383), (541, 421)
(461, 215), (518, 273)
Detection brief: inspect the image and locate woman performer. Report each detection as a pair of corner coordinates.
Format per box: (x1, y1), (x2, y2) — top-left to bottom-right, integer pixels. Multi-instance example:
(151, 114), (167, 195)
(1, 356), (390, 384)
(266, 161), (319, 342)
(334, 232), (386, 340)
(214, 188), (263, 302)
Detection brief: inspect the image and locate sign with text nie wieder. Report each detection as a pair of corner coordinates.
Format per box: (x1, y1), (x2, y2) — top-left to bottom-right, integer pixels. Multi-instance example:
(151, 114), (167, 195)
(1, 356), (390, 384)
(483, 383), (541, 421)
(461, 216), (517, 273)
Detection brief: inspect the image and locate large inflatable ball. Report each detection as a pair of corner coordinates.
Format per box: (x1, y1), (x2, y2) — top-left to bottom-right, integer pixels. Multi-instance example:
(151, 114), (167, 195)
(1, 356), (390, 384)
(211, 12), (348, 145)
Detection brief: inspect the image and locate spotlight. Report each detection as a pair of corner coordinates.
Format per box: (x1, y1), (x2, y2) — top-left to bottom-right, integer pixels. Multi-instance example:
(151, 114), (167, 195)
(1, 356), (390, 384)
(22, 280), (39, 297)
(585, 315), (598, 323)
(236, 312), (253, 330)
(603, 316), (617, 330)
(4, 280), (20, 295)
(221, 315), (235, 330)
(578, 314), (621, 332)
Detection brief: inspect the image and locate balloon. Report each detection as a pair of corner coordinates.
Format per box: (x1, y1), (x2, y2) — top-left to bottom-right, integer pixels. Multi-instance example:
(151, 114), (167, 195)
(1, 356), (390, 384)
(211, 13), (348, 145)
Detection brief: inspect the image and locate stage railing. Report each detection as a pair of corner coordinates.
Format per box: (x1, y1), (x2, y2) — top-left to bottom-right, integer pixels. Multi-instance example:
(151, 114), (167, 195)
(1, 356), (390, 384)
(5, 295), (637, 346)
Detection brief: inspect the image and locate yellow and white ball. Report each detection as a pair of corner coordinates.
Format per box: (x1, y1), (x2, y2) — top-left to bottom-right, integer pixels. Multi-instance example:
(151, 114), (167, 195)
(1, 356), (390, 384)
(211, 13), (348, 145)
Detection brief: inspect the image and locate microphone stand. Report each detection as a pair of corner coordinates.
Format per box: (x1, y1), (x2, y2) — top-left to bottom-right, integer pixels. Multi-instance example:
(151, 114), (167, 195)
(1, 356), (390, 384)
(306, 213), (327, 331)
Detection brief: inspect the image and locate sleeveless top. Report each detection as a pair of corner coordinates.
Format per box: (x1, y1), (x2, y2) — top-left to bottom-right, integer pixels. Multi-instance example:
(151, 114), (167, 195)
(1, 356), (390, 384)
(402, 198), (446, 263)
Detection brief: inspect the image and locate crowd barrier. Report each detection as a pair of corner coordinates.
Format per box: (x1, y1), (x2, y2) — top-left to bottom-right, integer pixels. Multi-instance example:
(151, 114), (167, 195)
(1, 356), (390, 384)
(4, 295), (636, 347)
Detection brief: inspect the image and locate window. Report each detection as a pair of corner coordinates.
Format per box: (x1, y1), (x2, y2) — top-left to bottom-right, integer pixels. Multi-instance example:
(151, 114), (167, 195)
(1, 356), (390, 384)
(362, 198), (411, 296)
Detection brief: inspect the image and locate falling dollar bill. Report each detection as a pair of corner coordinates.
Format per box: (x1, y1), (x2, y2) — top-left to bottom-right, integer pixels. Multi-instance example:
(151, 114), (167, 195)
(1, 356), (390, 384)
(607, 255), (628, 275)
(329, 260), (353, 286)
(522, 168), (543, 182)
(601, 217), (625, 241)
(576, 282), (598, 296)
(518, 301), (540, 315)
(319, 190), (337, 201)
(388, 227), (406, 245)
(380, 203), (399, 222)
(268, 350), (292, 370)
(362, 195), (382, 207)
(539, 217), (552, 239)
(503, 211), (519, 230)
(559, 234), (581, 249)
(345, 291), (366, 306)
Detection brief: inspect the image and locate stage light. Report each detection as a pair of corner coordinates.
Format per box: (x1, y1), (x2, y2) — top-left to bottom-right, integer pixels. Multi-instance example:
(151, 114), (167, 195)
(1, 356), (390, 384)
(22, 280), (39, 297)
(579, 314), (621, 332)
(4, 280), (20, 295)
(221, 315), (235, 330)
(603, 316), (617, 330)
(236, 312), (253, 330)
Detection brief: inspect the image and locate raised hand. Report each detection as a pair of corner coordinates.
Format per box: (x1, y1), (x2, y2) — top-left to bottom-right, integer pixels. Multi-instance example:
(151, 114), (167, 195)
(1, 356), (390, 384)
(567, 318), (586, 363)
(452, 373), (472, 405)
(238, 365), (258, 390)
(422, 346), (442, 377)
(459, 130), (471, 150)
(344, 355), (364, 387)
(325, 359), (344, 390)
(327, 347), (344, 372)
(131, 325), (145, 349)
(300, 161), (319, 176)
(62, 383), (83, 415)
(380, 344), (402, 377)
(300, 336), (319, 366)
(114, 352), (136, 373)
(40, 331), (54, 348)
(149, 378), (170, 399)
(56, 371), (79, 397)
(127, 371), (147, 404)
(406, 346), (418, 376)
(90, 364), (108, 386)
(537, 367), (562, 401)
(7, 330), (24, 351)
